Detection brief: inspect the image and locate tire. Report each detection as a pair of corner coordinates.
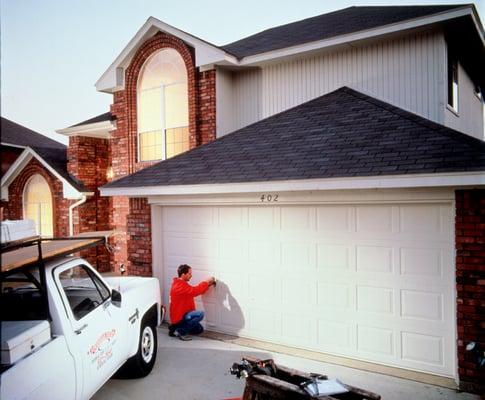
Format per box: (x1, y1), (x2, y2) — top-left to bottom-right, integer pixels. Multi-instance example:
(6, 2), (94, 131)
(116, 320), (157, 378)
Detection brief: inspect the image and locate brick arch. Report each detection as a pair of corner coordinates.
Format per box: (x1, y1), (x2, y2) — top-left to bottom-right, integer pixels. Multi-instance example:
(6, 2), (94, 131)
(124, 32), (197, 173)
(3, 158), (71, 237)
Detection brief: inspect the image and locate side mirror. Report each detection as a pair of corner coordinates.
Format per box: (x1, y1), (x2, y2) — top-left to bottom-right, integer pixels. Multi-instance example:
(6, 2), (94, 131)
(111, 289), (122, 307)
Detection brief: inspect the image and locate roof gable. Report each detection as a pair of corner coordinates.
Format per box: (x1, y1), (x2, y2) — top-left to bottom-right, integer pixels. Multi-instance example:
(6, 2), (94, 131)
(101, 87), (485, 194)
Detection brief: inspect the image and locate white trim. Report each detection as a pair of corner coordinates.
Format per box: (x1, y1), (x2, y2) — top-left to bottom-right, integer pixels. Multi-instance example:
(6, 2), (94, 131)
(1, 148), (90, 201)
(100, 171), (485, 197)
(56, 120), (116, 139)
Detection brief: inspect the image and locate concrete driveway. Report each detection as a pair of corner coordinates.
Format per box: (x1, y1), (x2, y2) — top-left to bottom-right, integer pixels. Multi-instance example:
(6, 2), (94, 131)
(93, 327), (480, 400)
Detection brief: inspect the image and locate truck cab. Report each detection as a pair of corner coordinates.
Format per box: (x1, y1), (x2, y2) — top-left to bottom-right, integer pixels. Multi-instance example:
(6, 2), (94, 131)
(1, 232), (162, 400)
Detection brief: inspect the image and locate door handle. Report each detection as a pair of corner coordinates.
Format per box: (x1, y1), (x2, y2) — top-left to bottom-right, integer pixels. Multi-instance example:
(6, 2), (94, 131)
(75, 324), (88, 335)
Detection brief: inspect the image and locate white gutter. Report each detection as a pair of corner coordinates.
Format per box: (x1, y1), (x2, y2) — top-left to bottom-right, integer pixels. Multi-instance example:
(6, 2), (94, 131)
(69, 195), (87, 236)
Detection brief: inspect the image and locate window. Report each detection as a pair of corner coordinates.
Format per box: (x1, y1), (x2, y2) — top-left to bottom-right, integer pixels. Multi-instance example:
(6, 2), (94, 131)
(447, 53), (458, 112)
(59, 265), (110, 320)
(23, 174), (53, 237)
(137, 49), (189, 161)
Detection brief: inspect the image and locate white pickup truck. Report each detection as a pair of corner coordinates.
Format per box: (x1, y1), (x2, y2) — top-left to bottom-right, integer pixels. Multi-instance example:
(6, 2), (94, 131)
(1, 234), (163, 400)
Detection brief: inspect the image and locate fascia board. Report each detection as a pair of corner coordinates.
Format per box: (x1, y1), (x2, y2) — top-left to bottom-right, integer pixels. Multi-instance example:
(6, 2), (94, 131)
(99, 171), (485, 197)
(238, 7), (474, 66)
(96, 17), (237, 93)
(0, 148), (86, 201)
(56, 120), (116, 139)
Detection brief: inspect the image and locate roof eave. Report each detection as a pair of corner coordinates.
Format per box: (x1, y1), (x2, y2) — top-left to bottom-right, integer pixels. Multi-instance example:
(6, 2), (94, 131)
(95, 16), (238, 93)
(56, 120), (116, 139)
(238, 6), (477, 66)
(100, 171), (485, 198)
(1, 148), (91, 201)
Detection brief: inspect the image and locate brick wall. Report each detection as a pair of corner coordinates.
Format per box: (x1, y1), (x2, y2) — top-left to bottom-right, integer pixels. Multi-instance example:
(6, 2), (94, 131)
(67, 136), (110, 271)
(455, 189), (485, 394)
(1, 158), (71, 237)
(108, 31), (217, 276)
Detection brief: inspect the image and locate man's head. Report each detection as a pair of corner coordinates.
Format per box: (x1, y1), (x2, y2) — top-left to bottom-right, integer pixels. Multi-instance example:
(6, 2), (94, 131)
(177, 264), (192, 281)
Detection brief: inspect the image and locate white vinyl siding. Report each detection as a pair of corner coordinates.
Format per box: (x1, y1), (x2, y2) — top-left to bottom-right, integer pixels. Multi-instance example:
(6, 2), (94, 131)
(445, 62), (485, 140)
(217, 31), (447, 136)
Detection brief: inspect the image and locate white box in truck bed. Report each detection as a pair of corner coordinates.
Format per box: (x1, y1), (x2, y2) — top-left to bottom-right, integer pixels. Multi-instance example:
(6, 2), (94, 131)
(1, 320), (51, 365)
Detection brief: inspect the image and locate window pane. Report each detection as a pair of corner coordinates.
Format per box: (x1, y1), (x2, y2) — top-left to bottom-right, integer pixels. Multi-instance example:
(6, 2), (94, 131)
(138, 87), (163, 133)
(139, 130), (163, 161)
(139, 49), (187, 90)
(165, 83), (188, 129)
(59, 265), (108, 320)
(166, 126), (189, 159)
(23, 174), (53, 237)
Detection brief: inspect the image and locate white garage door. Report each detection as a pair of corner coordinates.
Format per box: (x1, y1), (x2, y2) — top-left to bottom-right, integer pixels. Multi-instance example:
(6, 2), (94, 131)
(159, 202), (455, 377)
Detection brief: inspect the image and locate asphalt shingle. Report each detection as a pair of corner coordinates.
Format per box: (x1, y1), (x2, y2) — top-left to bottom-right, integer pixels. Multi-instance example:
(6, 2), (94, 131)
(102, 87), (485, 190)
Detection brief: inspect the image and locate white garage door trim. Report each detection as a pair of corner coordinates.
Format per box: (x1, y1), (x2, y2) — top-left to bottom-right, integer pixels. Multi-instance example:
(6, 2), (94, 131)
(151, 188), (456, 379)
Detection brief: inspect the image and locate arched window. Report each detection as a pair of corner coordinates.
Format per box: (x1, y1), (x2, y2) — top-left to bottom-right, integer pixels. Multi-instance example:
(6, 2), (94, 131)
(23, 174), (53, 237)
(137, 48), (189, 161)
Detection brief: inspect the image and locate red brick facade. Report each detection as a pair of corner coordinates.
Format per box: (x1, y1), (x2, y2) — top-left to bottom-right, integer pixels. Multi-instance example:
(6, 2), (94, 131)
(67, 136), (111, 271)
(1, 158), (71, 237)
(108, 31), (217, 275)
(455, 189), (485, 393)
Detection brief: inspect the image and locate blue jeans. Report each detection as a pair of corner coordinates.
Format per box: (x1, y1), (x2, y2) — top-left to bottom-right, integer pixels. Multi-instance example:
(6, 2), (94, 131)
(176, 310), (205, 336)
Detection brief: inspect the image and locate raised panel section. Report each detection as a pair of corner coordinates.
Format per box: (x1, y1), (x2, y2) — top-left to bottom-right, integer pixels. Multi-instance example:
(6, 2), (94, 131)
(281, 207), (311, 230)
(317, 244), (350, 269)
(282, 242), (313, 270)
(317, 206), (352, 232)
(248, 241), (276, 264)
(402, 332), (443, 365)
(248, 207), (275, 229)
(401, 290), (443, 321)
(357, 246), (393, 273)
(400, 248), (442, 277)
(400, 205), (441, 234)
(283, 314), (312, 341)
(317, 283), (350, 308)
(357, 286), (393, 314)
(358, 326), (394, 355)
(282, 279), (316, 306)
(219, 207), (244, 228)
(249, 309), (279, 335)
(356, 206), (392, 233)
(191, 207), (214, 227)
(318, 320), (351, 348)
(219, 238), (245, 261)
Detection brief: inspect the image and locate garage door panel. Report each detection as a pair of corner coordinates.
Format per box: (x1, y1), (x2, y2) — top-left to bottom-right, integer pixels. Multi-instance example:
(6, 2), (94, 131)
(356, 245), (394, 273)
(159, 201), (455, 377)
(281, 206), (314, 231)
(317, 244), (352, 270)
(357, 325), (395, 356)
(317, 206), (354, 233)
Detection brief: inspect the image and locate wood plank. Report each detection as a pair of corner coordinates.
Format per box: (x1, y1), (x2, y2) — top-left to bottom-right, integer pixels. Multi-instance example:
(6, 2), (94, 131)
(1, 238), (101, 273)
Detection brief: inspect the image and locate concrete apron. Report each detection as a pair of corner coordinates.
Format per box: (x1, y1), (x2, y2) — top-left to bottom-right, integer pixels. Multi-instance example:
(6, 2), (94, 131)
(93, 327), (480, 400)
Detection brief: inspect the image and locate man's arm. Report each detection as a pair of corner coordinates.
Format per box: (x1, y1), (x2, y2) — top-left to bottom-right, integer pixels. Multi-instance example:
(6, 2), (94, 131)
(173, 279), (213, 297)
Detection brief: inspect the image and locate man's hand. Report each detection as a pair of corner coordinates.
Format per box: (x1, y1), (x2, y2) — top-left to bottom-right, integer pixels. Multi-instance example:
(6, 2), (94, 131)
(206, 276), (216, 287)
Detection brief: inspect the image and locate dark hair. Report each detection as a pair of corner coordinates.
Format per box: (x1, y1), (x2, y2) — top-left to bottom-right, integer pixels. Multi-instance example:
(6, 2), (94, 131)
(177, 264), (191, 277)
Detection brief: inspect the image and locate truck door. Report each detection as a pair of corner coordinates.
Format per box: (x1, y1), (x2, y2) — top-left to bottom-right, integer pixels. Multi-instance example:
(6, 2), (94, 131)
(54, 263), (126, 399)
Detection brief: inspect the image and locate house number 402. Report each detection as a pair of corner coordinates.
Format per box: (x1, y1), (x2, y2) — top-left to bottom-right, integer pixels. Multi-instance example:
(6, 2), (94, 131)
(260, 194), (279, 202)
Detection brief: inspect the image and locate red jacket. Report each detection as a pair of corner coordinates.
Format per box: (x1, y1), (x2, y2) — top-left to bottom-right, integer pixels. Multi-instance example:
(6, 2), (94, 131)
(169, 278), (209, 324)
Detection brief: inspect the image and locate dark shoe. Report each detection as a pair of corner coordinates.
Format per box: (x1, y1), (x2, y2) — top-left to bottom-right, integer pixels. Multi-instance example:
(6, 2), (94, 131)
(168, 325), (176, 337)
(174, 330), (192, 341)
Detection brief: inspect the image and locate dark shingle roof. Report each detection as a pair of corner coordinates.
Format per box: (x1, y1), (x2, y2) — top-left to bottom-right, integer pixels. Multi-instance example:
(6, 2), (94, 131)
(69, 112), (114, 128)
(222, 5), (467, 58)
(1, 117), (88, 192)
(102, 87), (485, 190)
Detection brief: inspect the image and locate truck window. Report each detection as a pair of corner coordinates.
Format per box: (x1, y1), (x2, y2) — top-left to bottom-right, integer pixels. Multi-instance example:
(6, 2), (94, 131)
(1, 266), (48, 321)
(59, 265), (110, 320)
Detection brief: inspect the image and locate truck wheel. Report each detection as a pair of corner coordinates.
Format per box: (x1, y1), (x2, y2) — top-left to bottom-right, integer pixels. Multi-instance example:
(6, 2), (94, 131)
(117, 321), (157, 378)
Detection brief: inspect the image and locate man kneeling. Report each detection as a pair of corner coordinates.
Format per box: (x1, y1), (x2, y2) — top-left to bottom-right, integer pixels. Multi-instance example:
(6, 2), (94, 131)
(169, 264), (216, 340)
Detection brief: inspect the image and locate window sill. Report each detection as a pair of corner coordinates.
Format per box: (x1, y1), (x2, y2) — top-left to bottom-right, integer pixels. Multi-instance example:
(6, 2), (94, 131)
(446, 104), (459, 117)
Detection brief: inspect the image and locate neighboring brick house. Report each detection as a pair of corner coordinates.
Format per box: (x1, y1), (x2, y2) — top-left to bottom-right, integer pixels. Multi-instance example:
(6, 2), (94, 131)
(39, 4), (485, 393)
(0, 117), (111, 270)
